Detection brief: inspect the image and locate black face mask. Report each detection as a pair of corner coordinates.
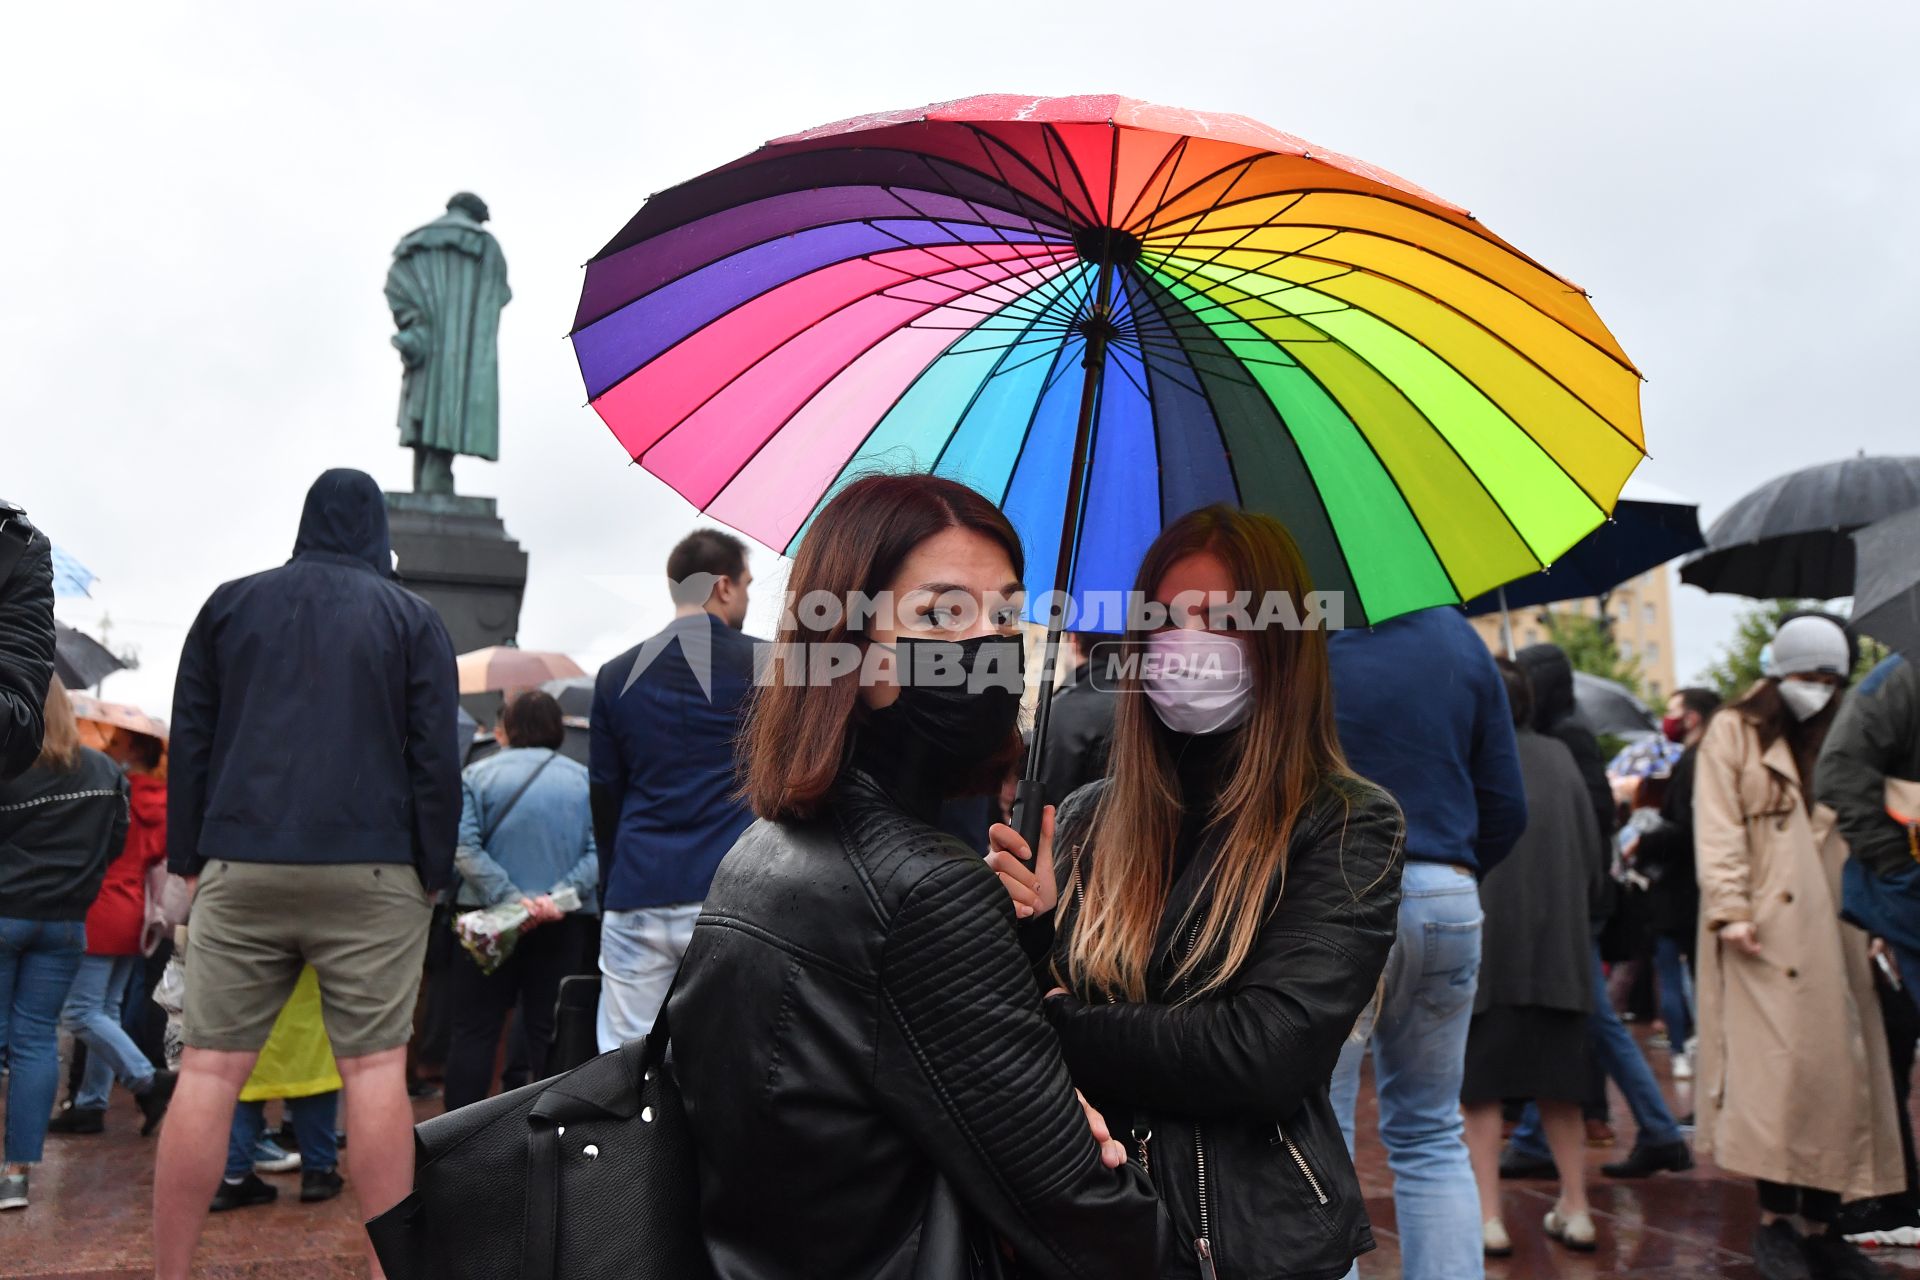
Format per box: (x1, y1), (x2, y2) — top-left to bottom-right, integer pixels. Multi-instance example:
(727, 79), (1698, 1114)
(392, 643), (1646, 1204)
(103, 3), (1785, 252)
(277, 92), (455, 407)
(864, 633), (1025, 767)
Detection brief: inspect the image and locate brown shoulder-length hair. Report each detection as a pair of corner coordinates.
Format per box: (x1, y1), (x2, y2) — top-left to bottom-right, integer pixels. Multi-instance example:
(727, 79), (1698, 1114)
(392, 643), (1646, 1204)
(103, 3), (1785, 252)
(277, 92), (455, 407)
(1068, 505), (1358, 1002)
(36, 676), (82, 773)
(740, 473), (1024, 823)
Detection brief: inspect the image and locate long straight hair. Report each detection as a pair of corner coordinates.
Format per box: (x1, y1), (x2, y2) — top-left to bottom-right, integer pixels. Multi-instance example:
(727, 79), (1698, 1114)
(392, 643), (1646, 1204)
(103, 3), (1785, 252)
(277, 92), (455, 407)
(1067, 505), (1356, 1001)
(36, 676), (82, 773)
(739, 473), (1024, 823)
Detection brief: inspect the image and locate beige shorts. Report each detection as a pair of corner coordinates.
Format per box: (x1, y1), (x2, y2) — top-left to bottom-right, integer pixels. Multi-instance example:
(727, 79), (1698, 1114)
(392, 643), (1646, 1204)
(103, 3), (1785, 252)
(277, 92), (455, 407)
(184, 860), (431, 1059)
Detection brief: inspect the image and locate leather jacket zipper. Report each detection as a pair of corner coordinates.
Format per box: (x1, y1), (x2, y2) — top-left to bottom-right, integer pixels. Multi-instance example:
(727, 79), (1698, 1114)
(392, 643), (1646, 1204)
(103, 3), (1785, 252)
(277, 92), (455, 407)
(1182, 915), (1216, 1276)
(1276, 1125), (1328, 1205)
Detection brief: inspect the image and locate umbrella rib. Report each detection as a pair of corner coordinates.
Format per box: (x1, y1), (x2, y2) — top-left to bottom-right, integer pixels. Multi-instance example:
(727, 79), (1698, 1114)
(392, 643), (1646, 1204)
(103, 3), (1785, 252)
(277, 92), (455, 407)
(992, 332), (1081, 511)
(681, 261), (1083, 514)
(1042, 121), (1104, 230)
(1150, 243), (1644, 470)
(950, 126), (1081, 251)
(775, 266), (1099, 553)
(927, 266), (1097, 477)
(633, 259), (1073, 471)
(1142, 260), (1560, 584)
(1142, 194), (1639, 377)
(1119, 134), (1192, 236)
(859, 215), (1077, 305)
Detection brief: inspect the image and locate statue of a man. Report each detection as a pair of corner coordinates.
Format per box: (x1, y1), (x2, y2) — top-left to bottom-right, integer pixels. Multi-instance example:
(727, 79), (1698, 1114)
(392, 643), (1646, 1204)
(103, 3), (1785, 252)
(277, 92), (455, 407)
(386, 192), (511, 495)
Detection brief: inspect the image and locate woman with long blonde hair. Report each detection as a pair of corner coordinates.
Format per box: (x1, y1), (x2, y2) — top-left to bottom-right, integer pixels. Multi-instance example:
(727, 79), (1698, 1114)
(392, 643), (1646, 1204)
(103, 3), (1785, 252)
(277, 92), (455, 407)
(991, 505), (1404, 1280)
(0, 678), (130, 1211)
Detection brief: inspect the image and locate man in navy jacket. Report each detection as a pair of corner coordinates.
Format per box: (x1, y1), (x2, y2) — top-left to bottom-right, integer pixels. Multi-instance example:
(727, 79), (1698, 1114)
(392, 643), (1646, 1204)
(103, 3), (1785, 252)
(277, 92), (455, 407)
(591, 528), (759, 1049)
(1325, 607), (1527, 1280)
(154, 469), (458, 1279)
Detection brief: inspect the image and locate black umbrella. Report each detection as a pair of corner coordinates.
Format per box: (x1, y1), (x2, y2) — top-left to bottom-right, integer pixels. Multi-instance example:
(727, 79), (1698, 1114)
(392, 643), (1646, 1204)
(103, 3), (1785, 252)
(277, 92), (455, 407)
(1573, 671), (1660, 739)
(54, 621), (126, 689)
(1851, 505), (1920, 660)
(541, 676), (594, 722)
(1680, 455), (1920, 598)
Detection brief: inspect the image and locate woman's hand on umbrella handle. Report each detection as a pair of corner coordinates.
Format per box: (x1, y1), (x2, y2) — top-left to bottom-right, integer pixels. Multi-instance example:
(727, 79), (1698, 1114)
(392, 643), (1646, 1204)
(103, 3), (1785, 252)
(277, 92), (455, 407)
(986, 805), (1056, 919)
(1075, 1089), (1127, 1169)
(1721, 920), (1762, 957)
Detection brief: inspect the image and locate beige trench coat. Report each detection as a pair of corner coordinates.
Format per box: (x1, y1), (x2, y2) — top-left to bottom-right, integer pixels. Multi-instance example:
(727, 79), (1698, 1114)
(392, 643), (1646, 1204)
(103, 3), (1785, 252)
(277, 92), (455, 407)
(1692, 710), (1905, 1198)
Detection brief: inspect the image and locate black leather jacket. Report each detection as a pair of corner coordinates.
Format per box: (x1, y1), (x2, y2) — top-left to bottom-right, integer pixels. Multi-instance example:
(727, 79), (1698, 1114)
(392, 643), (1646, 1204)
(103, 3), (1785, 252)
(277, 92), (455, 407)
(1030, 775), (1404, 1280)
(668, 766), (1171, 1280)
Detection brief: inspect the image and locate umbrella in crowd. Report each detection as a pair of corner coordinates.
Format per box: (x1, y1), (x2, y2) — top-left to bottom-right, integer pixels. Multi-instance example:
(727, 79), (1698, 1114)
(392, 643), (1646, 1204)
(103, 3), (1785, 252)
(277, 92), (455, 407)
(54, 620), (126, 689)
(541, 675), (595, 722)
(572, 93), (1647, 833)
(67, 692), (168, 744)
(456, 646), (585, 695)
(1850, 505), (1920, 660)
(1608, 734), (1683, 780)
(1680, 454), (1920, 599)
(1464, 475), (1703, 614)
(50, 544), (96, 598)
(1573, 670), (1659, 739)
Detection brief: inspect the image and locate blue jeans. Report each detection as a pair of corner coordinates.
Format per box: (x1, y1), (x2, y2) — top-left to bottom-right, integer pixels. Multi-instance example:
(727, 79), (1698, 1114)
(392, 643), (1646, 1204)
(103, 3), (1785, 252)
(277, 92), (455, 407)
(1652, 934), (1693, 1052)
(60, 953), (155, 1110)
(0, 917), (86, 1164)
(1510, 941), (1683, 1159)
(1331, 861), (1485, 1280)
(225, 1091), (339, 1180)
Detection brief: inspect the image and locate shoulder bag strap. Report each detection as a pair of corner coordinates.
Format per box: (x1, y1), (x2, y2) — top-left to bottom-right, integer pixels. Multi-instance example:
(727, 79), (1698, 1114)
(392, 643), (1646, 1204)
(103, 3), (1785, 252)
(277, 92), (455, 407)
(482, 749), (557, 846)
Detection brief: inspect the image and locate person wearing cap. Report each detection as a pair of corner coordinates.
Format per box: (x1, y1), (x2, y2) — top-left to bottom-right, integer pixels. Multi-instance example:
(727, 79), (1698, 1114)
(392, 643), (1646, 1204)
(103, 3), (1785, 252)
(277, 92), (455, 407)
(1693, 611), (1904, 1280)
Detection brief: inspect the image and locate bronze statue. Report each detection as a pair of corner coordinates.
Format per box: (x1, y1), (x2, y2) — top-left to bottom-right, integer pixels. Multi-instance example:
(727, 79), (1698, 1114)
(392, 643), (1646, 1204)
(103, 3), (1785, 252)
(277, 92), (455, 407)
(386, 193), (511, 495)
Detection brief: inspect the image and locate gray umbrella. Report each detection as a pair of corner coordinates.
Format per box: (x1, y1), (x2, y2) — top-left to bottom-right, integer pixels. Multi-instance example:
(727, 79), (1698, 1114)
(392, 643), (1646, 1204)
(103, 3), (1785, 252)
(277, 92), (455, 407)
(1573, 670), (1659, 739)
(1680, 455), (1920, 598)
(54, 621), (126, 689)
(1851, 505), (1920, 660)
(541, 675), (594, 721)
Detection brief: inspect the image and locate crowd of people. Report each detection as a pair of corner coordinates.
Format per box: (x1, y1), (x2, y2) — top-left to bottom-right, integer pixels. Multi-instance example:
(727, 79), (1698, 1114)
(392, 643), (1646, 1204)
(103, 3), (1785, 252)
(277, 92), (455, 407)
(1, 466), (1918, 1280)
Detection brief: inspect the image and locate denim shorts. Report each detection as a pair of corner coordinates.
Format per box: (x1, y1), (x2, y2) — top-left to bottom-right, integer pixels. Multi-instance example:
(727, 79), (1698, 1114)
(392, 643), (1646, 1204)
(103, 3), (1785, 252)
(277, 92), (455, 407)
(184, 860), (430, 1058)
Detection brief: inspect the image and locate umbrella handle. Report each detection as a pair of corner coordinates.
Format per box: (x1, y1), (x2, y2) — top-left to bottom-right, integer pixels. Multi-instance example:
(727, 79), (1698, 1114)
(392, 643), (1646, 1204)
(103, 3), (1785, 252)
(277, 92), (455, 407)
(1010, 779), (1046, 869)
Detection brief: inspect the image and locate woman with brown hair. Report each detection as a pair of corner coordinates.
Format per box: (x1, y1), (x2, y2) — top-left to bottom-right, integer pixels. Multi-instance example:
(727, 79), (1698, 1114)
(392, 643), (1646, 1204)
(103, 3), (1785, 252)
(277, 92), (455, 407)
(665, 473), (1168, 1279)
(1694, 611), (1904, 1280)
(0, 678), (130, 1211)
(990, 504), (1404, 1280)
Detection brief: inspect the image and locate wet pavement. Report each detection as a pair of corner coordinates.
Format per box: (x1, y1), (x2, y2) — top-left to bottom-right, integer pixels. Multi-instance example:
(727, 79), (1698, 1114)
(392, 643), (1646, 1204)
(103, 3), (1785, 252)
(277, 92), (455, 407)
(3, 1030), (1917, 1277)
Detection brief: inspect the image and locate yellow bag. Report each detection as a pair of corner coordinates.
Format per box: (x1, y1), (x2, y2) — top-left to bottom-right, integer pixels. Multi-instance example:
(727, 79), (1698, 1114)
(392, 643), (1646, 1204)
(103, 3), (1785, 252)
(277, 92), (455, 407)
(239, 966), (343, 1102)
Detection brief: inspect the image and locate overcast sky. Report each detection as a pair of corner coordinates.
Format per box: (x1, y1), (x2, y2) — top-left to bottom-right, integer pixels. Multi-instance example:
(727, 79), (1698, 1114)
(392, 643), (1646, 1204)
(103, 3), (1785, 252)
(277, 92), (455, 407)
(8, 0), (1917, 718)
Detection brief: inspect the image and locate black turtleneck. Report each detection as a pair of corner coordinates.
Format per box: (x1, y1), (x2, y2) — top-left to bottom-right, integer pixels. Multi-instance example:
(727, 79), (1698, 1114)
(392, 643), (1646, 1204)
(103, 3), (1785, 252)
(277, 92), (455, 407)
(1164, 724), (1242, 883)
(846, 720), (947, 824)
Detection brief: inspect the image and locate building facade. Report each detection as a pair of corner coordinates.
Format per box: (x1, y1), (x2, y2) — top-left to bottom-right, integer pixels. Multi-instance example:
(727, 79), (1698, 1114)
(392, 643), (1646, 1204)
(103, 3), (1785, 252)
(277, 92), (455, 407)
(1468, 565), (1679, 701)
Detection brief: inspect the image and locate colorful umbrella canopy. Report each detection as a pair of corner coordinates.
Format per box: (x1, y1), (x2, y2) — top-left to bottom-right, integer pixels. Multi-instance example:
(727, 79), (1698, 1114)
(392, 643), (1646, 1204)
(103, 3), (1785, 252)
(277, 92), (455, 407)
(573, 93), (1646, 627)
(456, 647), (585, 695)
(67, 692), (167, 743)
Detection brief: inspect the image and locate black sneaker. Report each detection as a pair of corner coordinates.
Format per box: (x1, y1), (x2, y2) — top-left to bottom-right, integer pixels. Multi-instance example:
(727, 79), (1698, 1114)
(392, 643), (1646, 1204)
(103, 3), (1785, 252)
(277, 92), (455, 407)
(136, 1071), (176, 1137)
(209, 1172), (279, 1213)
(300, 1168), (344, 1203)
(47, 1106), (105, 1135)
(1753, 1220), (1815, 1280)
(1498, 1145), (1558, 1180)
(1601, 1140), (1694, 1179)
(1803, 1231), (1889, 1279)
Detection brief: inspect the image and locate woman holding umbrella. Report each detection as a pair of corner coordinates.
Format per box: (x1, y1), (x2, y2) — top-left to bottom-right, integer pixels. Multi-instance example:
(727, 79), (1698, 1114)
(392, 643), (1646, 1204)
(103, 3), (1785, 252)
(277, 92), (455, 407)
(1694, 611), (1904, 1279)
(991, 505), (1404, 1279)
(664, 473), (1168, 1279)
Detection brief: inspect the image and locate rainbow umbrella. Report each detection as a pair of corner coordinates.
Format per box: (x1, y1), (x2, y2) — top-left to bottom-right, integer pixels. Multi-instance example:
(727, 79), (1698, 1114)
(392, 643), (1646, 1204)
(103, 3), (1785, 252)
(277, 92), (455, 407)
(571, 93), (1646, 829)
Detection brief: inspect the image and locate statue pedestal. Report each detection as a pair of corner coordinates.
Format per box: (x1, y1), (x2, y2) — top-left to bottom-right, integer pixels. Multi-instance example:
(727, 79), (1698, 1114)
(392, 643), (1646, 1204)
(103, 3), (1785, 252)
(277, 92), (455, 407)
(383, 491), (529, 659)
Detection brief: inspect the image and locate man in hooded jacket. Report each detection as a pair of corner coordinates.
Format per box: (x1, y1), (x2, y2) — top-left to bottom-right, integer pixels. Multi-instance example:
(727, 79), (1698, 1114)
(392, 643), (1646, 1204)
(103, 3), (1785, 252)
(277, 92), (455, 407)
(153, 469), (459, 1280)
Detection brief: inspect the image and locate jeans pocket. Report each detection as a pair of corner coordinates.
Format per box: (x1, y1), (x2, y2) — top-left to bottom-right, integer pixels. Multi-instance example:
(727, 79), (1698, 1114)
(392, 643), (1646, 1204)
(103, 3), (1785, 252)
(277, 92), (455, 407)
(1413, 915), (1482, 1018)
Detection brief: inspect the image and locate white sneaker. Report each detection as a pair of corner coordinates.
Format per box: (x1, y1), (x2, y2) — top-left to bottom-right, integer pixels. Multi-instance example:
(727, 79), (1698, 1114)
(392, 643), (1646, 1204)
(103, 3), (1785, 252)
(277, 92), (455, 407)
(252, 1138), (301, 1174)
(0, 1172), (26, 1211)
(1672, 1052), (1693, 1080)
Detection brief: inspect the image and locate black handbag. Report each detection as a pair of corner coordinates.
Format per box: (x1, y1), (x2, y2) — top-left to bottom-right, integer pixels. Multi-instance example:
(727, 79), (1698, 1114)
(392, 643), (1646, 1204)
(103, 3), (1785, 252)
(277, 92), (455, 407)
(366, 992), (712, 1280)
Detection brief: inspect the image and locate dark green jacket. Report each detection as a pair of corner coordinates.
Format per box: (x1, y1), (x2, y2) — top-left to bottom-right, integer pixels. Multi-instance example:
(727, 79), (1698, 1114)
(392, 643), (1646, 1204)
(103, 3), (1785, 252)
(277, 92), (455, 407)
(1817, 656), (1920, 878)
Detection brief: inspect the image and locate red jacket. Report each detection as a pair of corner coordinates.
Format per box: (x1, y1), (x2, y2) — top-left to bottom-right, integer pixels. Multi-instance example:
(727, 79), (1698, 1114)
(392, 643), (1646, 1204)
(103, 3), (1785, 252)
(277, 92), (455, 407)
(84, 773), (166, 956)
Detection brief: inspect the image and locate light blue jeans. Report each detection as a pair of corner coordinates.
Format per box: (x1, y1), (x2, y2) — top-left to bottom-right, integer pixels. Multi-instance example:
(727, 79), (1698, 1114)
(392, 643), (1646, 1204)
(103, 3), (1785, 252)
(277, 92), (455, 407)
(0, 917), (86, 1164)
(1509, 940), (1683, 1159)
(60, 953), (155, 1110)
(1330, 861), (1485, 1280)
(597, 904), (701, 1052)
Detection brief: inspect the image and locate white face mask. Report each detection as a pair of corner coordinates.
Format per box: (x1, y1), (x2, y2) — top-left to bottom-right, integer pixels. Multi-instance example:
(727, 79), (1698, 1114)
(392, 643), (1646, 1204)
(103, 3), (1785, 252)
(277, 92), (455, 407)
(1779, 678), (1836, 722)
(1142, 629), (1253, 735)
